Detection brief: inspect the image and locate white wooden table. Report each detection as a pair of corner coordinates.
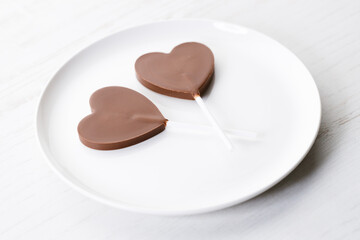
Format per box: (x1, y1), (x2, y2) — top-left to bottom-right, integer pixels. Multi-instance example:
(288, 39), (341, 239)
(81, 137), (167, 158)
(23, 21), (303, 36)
(1, 0), (360, 239)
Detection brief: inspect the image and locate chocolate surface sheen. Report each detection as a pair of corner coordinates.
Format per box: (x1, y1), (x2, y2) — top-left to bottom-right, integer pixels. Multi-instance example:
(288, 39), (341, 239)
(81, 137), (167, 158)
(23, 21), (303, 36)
(78, 87), (167, 150)
(135, 42), (214, 100)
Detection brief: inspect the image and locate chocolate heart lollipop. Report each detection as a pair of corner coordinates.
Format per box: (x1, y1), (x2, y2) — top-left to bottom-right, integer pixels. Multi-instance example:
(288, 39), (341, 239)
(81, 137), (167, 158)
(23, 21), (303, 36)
(78, 86), (167, 150)
(135, 42), (234, 149)
(135, 42), (214, 100)
(78, 87), (256, 150)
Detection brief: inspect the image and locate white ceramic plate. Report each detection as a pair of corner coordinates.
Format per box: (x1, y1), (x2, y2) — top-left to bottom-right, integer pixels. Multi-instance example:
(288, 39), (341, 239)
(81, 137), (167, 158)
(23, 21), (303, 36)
(36, 19), (321, 215)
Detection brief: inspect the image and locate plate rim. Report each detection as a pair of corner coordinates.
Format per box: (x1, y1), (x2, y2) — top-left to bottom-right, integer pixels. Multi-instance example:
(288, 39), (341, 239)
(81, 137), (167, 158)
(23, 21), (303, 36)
(35, 18), (322, 216)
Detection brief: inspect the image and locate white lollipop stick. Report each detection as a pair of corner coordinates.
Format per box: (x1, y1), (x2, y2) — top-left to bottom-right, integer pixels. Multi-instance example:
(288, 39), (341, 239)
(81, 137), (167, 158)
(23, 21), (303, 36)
(166, 121), (257, 140)
(133, 115), (256, 140)
(194, 95), (234, 150)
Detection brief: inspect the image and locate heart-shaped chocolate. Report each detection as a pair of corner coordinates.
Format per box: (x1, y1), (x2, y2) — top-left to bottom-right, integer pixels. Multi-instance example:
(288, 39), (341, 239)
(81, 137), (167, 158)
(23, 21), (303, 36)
(78, 87), (167, 150)
(135, 42), (214, 100)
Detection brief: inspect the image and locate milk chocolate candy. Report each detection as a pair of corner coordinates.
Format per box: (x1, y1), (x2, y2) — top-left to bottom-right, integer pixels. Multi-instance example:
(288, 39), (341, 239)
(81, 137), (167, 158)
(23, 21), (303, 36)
(78, 87), (167, 150)
(135, 42), (214, 100)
